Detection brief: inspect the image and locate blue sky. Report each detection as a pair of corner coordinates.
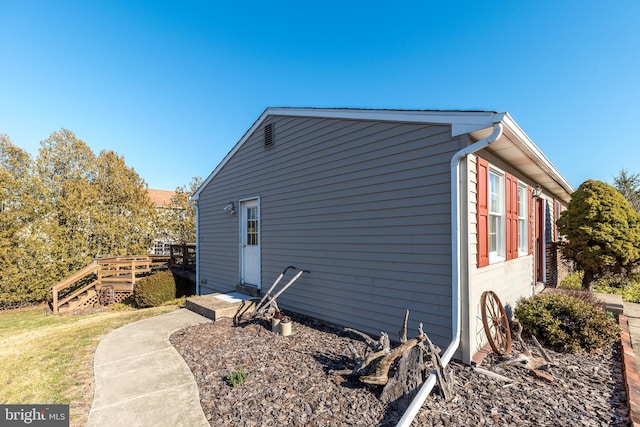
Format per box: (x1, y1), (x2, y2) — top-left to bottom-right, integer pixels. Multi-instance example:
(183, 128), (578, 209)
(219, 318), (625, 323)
(1, 1), (638, 191)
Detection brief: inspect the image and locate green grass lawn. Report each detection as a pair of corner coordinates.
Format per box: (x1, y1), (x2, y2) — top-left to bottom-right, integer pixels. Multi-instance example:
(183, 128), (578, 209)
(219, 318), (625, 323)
(0, 304), (180, 427)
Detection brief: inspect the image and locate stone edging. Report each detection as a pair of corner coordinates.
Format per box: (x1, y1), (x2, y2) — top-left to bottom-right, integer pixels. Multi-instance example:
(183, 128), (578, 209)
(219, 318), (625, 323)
(619, 314), (640, 426)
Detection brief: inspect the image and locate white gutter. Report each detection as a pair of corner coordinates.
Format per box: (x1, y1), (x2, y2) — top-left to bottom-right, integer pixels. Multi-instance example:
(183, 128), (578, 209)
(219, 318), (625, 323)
(396, 122), (504, 427)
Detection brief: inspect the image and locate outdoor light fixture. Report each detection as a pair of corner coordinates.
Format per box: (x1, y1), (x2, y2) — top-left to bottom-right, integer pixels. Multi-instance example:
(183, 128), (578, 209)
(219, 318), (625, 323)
(223, 202), (236, 215)
(532, 184), (542, 198)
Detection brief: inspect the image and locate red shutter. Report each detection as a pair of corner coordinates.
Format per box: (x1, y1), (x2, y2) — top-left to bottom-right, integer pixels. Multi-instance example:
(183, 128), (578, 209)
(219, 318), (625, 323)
(505, 174), (513, 260)
(527, 186), (533, 255)
(505, 174), (518, 260)
(511, 176), (519, 259)
(477, 158), (489, 268)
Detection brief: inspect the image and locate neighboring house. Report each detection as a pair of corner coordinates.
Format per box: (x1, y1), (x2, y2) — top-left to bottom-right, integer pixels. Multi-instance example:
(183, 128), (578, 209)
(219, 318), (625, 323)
(147, 189), (177, 255)
(191, 108), (573, 364)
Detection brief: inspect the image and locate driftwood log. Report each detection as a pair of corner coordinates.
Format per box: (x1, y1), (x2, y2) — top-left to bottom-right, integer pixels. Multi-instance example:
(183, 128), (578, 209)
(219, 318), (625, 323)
(344, 327), (383, 350)
(333, 310), (454, 404)
(380, 346), (423, 408)
(473, 366), (515, 383)
(425, 333), (454, 400)
(512, 321), (531, 356)
(360, 335), (426, 385)
(399, 309), (409, 343)
(532, 335), (554, 364)
(486, 320), (555, 383)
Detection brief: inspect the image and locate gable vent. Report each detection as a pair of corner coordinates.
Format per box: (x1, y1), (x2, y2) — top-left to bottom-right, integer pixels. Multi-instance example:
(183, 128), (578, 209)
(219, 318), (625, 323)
(264, 123), (274, 147)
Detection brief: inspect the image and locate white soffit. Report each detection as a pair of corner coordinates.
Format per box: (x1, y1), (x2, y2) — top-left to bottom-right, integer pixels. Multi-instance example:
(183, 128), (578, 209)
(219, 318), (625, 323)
(265, 108), (504, 136)
(486, 114), (574, 203)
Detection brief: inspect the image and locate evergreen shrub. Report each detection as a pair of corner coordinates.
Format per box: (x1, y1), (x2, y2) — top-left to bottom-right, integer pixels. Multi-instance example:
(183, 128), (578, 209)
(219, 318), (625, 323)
(514, 293), (619, 353)
(557, 179), (640, 289)
(134, 271), (193, 307)
(558, 271), (583, 290)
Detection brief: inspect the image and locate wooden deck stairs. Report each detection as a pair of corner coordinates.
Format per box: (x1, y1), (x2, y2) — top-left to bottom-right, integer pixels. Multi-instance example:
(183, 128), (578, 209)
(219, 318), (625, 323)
(51, 256), (169, 314)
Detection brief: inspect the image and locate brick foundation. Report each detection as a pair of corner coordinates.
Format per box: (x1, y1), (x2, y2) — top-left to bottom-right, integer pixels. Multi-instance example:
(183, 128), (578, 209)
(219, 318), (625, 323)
(619, 315), (640, 426)
(546, 241), (573, 287)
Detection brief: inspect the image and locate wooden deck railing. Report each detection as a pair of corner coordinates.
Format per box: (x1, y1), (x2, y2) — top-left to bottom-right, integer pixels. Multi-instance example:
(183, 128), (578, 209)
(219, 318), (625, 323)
(51, 262), (99, 315)
(169, 244), (196, 272)
(50, 255), (171, 314)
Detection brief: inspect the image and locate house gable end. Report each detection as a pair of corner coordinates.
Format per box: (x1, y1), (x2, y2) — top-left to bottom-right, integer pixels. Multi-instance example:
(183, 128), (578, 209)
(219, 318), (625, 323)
(191, 108), (505, 203)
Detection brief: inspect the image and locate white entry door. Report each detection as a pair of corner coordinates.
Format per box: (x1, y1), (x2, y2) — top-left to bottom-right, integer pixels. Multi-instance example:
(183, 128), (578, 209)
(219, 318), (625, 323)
(240, 199), (261, 288)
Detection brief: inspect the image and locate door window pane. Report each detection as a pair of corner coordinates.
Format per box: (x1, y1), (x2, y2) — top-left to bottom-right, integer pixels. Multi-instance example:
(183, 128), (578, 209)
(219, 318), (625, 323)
(246, 207), (258, 246)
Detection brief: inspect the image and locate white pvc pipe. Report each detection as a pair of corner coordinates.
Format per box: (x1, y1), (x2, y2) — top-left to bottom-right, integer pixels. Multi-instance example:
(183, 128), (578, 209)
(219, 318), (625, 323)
(396, 122), (503, 427)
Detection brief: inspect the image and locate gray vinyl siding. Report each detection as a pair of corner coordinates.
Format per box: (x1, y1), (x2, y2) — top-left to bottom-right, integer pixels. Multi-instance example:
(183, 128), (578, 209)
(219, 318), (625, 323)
(197, 115), (461, 346)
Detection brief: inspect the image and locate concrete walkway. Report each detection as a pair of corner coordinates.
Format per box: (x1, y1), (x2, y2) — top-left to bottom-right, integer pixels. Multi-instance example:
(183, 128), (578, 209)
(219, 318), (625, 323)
(86, 299), (640, 426)
(86, 309), (211, 427)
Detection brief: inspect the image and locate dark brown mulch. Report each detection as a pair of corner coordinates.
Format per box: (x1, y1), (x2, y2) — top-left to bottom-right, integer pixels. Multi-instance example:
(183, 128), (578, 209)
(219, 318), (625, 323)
(170, 314), (629, 426)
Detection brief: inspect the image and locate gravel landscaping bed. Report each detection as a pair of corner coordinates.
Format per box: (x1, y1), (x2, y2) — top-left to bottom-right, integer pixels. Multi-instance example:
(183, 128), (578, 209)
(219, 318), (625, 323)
(170, 314), (629, 426)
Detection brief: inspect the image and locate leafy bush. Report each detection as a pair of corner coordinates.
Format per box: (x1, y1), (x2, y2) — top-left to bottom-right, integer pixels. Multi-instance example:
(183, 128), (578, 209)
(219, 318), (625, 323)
(558, 271), (583, 290)
(593, 281), (640, 303)
(133, 271), (194, 308)
(561, 270), (640, 302)
(514, 293), (619, 353)
(546, 287), (604, 308)
(622, 285), (640, 302)
(226, 367), (248, 388)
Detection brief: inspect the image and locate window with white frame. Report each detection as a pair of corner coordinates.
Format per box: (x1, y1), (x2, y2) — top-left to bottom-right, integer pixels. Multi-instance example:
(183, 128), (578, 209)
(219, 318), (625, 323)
(477, 157), (533, 267)
(488, 169), (505, 260)
(517, 184), (527, 253)
(152, 241), (172, 256)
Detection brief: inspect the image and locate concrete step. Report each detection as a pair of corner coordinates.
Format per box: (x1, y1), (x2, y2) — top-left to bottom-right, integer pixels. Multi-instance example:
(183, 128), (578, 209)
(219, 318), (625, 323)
(186, 292), (256, 321)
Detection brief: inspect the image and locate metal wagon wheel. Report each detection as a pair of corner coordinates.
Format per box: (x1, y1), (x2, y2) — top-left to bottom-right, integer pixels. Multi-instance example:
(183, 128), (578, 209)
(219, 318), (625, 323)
(481, 290), (512, 355)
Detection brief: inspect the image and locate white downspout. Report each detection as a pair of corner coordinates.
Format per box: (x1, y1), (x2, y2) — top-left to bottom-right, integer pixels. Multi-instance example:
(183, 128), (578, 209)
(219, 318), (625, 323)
(396, 122), (503, 427)
(191, 197), (200, 296)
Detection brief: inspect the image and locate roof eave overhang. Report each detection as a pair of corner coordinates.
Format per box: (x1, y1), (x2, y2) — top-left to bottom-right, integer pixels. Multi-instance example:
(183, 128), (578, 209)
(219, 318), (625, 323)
(263, 108), (507, 137)
(473, 113), (574, 204)
(192, 108), (573, 204)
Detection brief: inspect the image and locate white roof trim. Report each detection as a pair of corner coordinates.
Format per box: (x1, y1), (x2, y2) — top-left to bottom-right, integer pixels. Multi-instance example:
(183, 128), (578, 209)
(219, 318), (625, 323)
(500, 113), (574, 196)
(261, 108), (505, 137)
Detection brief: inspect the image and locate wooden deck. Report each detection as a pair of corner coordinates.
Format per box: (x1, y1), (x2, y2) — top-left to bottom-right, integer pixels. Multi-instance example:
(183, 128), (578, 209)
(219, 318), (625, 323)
(50, 246), (196, 314)
(50, 256), (168, 314)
